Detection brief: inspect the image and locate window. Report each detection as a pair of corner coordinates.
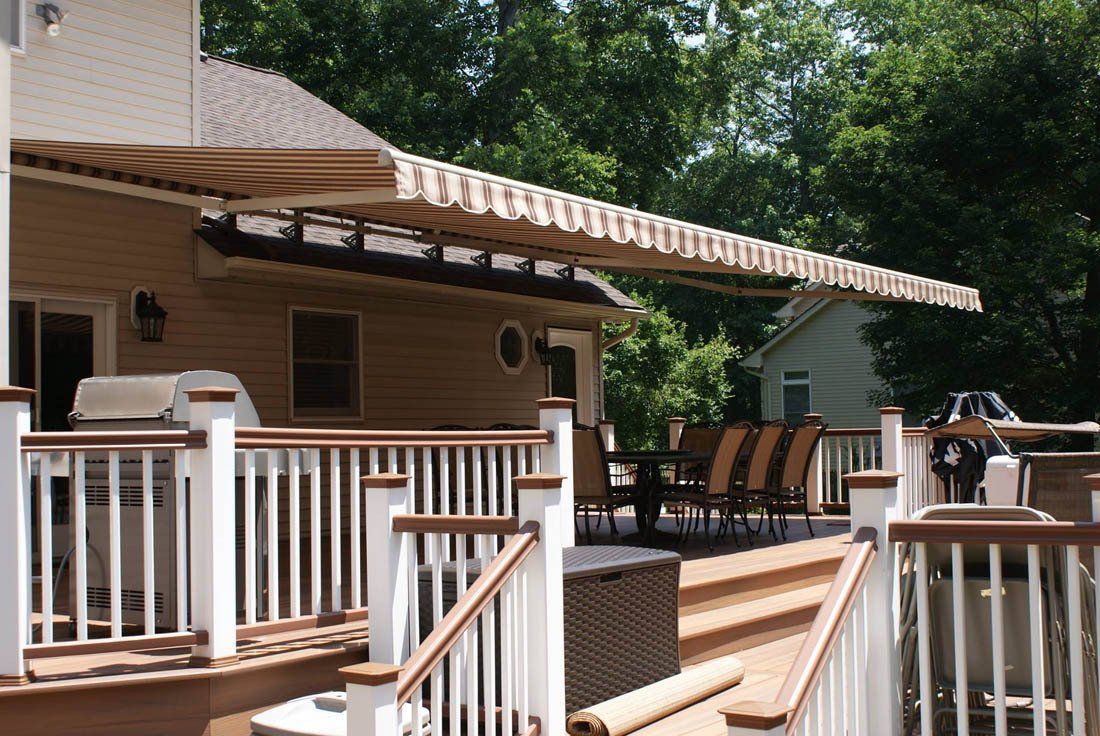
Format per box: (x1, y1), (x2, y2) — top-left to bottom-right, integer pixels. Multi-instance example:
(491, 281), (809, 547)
(290, 308), (361, 419)
(494, 319), (529, 375)
(781, 370), (811, 424)
(9, 0), (25, 52)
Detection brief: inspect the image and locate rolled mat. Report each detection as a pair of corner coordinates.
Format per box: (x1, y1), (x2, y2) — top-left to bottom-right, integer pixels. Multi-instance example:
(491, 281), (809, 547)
(565, 654), (746, 736)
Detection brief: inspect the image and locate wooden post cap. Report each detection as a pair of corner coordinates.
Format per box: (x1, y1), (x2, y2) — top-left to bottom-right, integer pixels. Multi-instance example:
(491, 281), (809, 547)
(340, 662), (403, 686)
(668, 417), (687, 423)
(184, 386), (240, 403)
(879, 406), (905, 415)
(719, 701), (792, 729)
(537, 397), (576, 410)
(514, 473), (566, 490)
(845, 469), (903, 489)
(598, 419), (616, 425)
(361, 473), (411, 489)
(803, 413), (823, 420)
(1085, 473), (1100, 492)
(0, 386), (36, 403)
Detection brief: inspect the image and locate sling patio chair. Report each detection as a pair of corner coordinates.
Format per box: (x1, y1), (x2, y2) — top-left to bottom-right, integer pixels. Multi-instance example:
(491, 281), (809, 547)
(668, 424), (723, 535)
(661, 423), (755, 551)
(770, 418), (827, 539)
(738, 420), (789, 540)
(573, 424), (640, 544)
(897, 504), (1099, 736)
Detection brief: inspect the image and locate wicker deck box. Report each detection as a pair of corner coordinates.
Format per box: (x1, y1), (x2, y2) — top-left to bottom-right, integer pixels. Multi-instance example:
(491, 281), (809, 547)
(417, 545), (681, 715)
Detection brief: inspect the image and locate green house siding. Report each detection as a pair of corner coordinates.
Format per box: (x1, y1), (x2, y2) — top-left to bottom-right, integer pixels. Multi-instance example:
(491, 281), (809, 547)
(759, 301), (883, 428)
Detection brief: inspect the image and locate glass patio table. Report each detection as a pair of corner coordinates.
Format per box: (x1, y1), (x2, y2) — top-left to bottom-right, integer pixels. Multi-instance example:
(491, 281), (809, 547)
(604, 449), (711, 545)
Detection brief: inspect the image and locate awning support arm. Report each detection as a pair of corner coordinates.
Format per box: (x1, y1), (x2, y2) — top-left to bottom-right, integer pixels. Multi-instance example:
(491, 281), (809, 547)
(609, 268), (909, 303)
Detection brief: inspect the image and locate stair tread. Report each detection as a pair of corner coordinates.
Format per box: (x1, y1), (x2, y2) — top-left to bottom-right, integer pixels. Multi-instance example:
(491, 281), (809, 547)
(679, 581), (833, 640)
(679, 534), (849, 592)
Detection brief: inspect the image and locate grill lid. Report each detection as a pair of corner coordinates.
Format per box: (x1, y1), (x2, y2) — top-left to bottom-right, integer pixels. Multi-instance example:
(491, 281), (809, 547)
(69, 371), (261, 428)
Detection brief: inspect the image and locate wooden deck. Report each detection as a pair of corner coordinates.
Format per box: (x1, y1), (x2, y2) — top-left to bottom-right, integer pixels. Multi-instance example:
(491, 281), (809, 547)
(3, 515), (852, 736)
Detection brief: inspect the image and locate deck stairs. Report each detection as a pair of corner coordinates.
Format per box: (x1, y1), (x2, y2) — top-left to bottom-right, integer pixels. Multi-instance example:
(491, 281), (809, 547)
(635, 532), (850, 735)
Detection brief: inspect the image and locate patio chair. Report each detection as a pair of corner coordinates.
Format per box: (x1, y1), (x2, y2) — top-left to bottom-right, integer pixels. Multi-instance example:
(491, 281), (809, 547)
(573, 425), (639, 544)
(897, 504), (1100, 736)
(1018, 452), (1100, 523)
(771, 418), (827, 539)
(661, 423), (754, 551)
(667, 424), (722, 534)
(739, 420), (789, 540)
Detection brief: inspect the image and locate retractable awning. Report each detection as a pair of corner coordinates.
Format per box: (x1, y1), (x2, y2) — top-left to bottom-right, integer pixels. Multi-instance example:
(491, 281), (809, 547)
(11, 140), (981, 311)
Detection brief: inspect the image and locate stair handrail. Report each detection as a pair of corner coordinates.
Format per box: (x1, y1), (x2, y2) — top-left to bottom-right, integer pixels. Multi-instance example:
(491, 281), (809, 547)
(396, 519), (540, 705)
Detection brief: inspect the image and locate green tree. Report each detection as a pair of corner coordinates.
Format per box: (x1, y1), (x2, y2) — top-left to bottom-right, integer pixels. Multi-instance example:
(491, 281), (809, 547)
(603, 296), (736, 450)
(826, 0), (1100, 434)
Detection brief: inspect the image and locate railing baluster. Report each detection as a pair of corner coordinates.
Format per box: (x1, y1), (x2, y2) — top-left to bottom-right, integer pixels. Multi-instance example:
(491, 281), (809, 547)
(441, 448), (451, 562)
(174, 450), (188, 630)
(142, 449), (155, 635)
(519, 565), (530, 731)
(915, 542), (934, 736)
(310, 447), (322, 614)
(108, 451), (121, 638)
(350, 448), (361, 609)
(73, 451), (88, 640)
(1027, 545), (1046, 736)
(989, 544), (1007, 735)
(951, 542), (969, 736)
(266, 449), (280, 621)
(330, 448), (342, 612)
(502, 572), (515, 736)
(38, 453), (53, 643)
(289, 449), (301, 618)
(244, 449), (257, 624)
(431, 531), (444, 736)
(1066, 545), (1085, 736)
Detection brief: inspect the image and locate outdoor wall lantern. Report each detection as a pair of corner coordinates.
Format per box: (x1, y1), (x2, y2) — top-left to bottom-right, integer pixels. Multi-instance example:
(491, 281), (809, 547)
(131, 287), (167, 343)
(36, 3), (68, 37)
(533, 336), (553, 367)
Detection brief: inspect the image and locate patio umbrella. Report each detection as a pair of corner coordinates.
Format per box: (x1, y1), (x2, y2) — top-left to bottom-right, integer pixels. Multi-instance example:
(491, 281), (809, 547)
(924, 391), (1019, 503)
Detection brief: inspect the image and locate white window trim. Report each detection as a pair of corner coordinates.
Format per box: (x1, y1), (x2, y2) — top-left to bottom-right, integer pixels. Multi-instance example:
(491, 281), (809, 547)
(287, 305), (364, 423)
(10, 0), (26, 54)
(494, 318), (529, 376)
(780, 369), (812, 423)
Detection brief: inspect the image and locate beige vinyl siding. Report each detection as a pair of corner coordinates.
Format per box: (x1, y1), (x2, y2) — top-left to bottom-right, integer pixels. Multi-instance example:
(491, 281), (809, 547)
(11, 178), (602, 429)
(11, 0), (196, 145)
(760, 300), (884, 428)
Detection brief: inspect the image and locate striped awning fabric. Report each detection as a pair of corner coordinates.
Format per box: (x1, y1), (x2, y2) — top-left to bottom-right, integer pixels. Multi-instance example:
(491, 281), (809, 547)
(12, 140), (981, 311)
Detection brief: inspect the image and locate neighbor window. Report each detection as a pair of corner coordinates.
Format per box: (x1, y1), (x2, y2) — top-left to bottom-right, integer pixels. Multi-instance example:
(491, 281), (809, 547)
(781, 370), (811, 424)
(290, 308), (361, 419)
(9, 0), (24, 51)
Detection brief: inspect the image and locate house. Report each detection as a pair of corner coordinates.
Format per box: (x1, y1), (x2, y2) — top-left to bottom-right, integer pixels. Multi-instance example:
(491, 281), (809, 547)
(741, 295), (884, 428)
(0, 4), (1025, 736)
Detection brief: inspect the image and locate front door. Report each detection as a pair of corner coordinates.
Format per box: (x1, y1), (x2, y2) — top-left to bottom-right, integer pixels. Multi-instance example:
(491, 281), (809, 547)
(10, 296), (115, 430)
(547, 327), (595, 426)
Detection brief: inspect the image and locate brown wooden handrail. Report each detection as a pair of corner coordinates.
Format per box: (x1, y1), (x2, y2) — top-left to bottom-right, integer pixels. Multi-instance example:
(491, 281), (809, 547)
(21, 429), (207, 452)
(889, 519), (1100, 546)
(397, 520), (540, 705)
(235, 426), (552, 449)
(776, 527), (878, 729)
(822, 427), (927, 437)
(393, 514), (520, 536)
(25, 630), (208, 659)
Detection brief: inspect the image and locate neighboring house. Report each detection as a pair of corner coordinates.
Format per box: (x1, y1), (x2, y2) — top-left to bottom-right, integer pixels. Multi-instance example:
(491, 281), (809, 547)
(741, 295), (884, 428)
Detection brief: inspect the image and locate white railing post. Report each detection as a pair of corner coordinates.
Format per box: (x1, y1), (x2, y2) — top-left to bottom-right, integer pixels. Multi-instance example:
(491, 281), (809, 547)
(0, 387), (33, 685)
(719, 701), (791, 736)
(363, 473), (412, 664)
(537, 398), (575, 547)
(598, 419), (615, 450)
(668, 416), (686, 450)
(341, 663), (403, 736)
(804, 413), (823, 514)
(516, 472), (566, 736)
(880, 407), (905, 515)
(846, 469), (903, 735)
(187, 387), (239, 667)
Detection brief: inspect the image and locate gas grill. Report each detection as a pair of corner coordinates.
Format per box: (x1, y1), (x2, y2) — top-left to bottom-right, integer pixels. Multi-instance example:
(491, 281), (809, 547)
(67, 371), (266, 630)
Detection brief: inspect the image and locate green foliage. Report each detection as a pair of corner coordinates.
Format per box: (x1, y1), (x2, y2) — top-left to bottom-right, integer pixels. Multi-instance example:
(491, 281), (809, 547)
(603, 297), (736, 450)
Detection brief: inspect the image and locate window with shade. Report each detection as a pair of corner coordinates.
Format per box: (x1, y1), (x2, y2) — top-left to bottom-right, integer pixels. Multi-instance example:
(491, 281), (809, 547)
(290, 308), (361, 419)
(781, 370), (811, 424)
(9, 1), (25, 51)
